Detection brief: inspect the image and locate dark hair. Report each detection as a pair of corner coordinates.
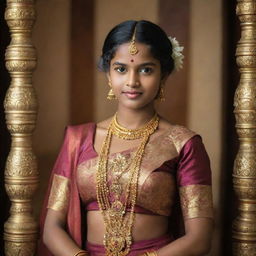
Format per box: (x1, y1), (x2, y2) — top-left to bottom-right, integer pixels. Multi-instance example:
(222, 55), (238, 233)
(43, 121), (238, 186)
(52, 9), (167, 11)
(98, 20), (175, 77)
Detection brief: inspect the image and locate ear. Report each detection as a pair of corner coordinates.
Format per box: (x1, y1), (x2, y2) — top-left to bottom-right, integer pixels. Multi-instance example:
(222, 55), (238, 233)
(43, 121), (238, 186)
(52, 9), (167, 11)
(160, 75), (168, 86)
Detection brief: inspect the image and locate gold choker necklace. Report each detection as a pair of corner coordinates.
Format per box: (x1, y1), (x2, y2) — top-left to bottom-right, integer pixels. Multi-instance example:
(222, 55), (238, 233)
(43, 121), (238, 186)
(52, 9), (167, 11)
(111, 113), (159, 140)
(96, 114), (159, 256)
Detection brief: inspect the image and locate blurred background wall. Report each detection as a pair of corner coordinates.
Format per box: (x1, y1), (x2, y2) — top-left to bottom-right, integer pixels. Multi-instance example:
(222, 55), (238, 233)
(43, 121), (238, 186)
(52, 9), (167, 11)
(1, 0), (239, 255)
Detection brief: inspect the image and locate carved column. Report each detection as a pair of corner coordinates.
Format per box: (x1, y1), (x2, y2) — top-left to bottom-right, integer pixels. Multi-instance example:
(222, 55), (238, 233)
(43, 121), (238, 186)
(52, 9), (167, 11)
(233, 0), (256, 255)
(4, 0), (38, 255)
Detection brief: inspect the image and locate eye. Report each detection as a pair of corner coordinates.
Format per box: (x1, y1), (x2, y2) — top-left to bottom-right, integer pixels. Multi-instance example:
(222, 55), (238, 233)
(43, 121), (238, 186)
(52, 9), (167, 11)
(114, 66), (127, 73)
(140, 67), (153, 74)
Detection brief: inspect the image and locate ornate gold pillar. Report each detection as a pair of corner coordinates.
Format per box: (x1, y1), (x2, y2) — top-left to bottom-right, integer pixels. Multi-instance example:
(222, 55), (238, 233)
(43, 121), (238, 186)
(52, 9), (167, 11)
(4, 0), (38, 255)
(233, 0), (256, 255)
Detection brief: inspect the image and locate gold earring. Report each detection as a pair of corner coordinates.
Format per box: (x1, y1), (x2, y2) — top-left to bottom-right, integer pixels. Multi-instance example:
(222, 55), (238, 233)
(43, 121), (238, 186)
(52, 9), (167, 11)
(107, 81), (116, 100)
(157, 87), (165, 102)
(159, 87), (165, 101)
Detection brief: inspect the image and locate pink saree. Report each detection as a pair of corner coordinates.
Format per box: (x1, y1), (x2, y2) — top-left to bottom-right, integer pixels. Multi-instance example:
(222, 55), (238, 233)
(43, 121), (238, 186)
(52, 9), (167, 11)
(37, 123), (213, 256)
(86, 234), (173, 256)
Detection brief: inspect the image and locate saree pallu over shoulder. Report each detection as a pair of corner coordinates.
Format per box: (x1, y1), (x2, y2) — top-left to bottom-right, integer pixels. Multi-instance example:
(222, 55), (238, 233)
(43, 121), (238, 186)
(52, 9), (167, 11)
(37, 123), (94, 256)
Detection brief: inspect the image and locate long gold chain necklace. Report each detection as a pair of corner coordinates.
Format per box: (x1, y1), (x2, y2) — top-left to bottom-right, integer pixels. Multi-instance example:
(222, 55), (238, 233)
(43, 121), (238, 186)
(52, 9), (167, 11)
(108, 153), (132, 202)
(96, 113), (159, 256)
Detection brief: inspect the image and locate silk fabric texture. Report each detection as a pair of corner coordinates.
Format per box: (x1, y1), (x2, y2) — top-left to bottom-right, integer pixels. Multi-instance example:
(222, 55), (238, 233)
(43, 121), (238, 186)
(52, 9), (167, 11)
(37, 123), (213, 256)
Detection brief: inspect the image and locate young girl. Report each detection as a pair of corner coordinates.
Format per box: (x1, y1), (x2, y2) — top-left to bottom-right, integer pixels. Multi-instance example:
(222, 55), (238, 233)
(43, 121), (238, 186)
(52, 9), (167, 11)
(39, 20), (214, 256)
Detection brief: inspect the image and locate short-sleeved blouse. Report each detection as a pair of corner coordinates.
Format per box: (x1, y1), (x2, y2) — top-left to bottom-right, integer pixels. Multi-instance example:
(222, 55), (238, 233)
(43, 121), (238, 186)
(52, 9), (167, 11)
(48, 123), (213, 220)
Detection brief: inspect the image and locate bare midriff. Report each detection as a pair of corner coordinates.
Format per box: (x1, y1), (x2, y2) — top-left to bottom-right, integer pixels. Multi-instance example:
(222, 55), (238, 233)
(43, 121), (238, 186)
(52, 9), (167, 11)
(86, 211), (169, 244)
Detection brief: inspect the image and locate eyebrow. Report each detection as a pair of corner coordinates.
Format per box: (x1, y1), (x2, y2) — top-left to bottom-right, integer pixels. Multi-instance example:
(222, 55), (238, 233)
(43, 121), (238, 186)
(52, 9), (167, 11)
(112, 61), (157, 67)
(112, 62), (127, 66)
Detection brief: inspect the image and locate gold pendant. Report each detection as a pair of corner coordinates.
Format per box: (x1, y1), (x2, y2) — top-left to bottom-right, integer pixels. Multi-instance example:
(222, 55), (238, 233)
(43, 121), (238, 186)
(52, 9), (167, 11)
(105, 233), (131, 256)
(110, 182), (122, 195)
(110, 200), (124, 215)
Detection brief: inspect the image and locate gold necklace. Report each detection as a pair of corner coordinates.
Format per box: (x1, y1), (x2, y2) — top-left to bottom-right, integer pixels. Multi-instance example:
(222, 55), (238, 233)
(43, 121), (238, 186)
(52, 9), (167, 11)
(96, 114), (159, 256)
(111, 113), (159, 140)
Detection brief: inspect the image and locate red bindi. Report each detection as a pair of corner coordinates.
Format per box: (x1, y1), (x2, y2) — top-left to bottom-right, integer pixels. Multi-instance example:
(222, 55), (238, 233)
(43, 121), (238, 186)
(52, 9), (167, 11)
(130, 59), (134, 62)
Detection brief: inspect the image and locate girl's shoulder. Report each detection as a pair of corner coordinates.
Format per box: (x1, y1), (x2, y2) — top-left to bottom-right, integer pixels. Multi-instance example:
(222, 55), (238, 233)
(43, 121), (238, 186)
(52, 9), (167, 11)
(94, 116), (113, 137)
(66, 122), (95, 134)
(64, 122), (96, 145)
(96, 117), (111, 129)
(159, 118), (198, 153)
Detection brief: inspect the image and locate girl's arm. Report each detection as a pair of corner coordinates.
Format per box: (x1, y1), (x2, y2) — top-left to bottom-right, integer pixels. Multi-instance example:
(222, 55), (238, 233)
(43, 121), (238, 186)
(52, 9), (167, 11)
(43, 209), (85, 256)
(156, 217), (213, 256)
(153, 134), (213, 256)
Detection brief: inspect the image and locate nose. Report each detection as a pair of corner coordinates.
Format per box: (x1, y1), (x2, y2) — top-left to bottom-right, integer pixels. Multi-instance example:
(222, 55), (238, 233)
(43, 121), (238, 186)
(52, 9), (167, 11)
(126, 70), (140, 88)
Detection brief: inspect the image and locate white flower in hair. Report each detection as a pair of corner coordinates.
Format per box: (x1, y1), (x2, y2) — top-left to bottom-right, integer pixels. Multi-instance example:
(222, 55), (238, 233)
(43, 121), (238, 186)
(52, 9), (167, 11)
(168, 36), (184, 71)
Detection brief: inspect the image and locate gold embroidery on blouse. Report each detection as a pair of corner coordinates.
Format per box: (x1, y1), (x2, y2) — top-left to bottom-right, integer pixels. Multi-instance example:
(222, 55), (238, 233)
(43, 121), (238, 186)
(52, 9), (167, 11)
(47, 174), (70, 212)
(179, 184), (213, 219)
(77, 131), (179, 216)
(168, 125), (196, 153)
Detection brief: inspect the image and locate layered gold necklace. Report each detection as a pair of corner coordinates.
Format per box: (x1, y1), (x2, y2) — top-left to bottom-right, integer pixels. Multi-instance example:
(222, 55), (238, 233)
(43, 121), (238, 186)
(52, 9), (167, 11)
(96, 113), (159, 256)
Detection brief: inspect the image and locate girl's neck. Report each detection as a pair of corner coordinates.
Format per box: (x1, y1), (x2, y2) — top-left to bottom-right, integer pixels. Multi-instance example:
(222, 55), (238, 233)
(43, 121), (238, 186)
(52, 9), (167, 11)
(115, 106), (156, 130)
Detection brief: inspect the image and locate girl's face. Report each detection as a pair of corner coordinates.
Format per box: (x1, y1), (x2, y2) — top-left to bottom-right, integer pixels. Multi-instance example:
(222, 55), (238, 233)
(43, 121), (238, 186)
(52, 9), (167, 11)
(107, 42), (163, 111)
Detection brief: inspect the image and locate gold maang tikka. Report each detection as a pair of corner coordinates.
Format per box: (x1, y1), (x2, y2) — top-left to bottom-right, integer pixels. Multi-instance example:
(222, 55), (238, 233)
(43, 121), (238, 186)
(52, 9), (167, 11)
(129, 26), (138, 55)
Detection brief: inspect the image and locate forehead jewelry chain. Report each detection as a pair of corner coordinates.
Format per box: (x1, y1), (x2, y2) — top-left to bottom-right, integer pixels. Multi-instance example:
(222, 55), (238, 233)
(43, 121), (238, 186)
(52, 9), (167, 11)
(96, 114), (159, 256)
(129, 26), (138, 55)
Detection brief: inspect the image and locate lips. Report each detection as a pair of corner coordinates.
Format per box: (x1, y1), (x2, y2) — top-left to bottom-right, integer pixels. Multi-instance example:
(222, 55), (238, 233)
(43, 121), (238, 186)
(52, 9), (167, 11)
(122, 90), (142, 99)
